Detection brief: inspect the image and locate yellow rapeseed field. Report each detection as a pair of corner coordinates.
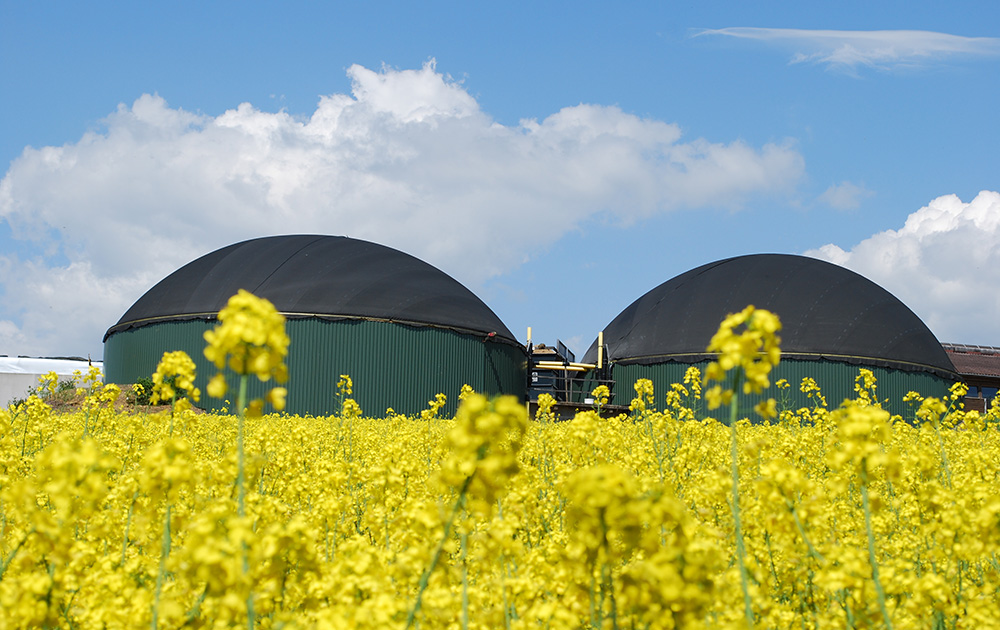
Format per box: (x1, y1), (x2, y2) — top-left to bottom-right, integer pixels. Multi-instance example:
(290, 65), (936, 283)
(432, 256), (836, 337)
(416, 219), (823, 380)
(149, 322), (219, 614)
(2, 294), (999, 629)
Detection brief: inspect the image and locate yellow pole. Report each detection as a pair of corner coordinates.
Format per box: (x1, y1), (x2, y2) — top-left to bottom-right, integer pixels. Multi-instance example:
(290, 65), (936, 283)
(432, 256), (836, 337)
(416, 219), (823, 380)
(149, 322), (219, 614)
(598, 331), (604, 370)
(527, 326), (532, 346)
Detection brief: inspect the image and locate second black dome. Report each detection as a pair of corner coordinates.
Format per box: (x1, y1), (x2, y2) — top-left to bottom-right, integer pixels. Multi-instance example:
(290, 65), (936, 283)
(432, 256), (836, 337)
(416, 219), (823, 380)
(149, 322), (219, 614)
(583, 253), (957, 378)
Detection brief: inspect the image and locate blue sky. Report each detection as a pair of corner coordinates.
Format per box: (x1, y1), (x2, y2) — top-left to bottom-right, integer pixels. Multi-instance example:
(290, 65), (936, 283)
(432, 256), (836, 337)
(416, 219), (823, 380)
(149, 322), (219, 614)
(2, 1), (999, 360)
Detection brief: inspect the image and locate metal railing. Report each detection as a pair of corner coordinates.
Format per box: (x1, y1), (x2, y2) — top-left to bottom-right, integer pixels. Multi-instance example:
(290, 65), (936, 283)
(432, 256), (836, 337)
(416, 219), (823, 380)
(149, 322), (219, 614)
(529, 361), (616, 405)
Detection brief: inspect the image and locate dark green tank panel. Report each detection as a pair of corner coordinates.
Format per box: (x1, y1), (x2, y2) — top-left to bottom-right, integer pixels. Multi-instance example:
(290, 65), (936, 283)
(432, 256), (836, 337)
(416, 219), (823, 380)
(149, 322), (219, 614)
(104, 320), (207, 395)
(608, 359), (956, 420)
(105, 319), (527, 417)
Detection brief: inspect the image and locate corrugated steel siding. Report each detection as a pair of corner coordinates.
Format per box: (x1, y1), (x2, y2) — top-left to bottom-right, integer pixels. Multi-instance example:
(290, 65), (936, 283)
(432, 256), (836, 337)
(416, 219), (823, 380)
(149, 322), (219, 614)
(611, 360), (955, 420)
(105, 319), (526, 416)
(286, 319), (526, 416)
(105, 320), (207, 389)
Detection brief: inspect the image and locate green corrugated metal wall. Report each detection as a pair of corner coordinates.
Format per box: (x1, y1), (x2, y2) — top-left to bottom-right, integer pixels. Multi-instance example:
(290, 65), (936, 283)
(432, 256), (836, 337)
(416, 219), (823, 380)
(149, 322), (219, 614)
(105, 319), (527, 416)
(608, 359), (956, 420)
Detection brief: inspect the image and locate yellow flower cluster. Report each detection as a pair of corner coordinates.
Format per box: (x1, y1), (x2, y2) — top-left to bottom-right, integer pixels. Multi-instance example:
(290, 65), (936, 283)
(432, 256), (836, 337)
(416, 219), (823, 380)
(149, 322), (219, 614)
(563, 464), (721, 627)
(341, 397), (363, 420)
(420, 392), (447, 420)
(440, 394), (527, 507)
(204, 289), (290, 380)
(38, 371), (59, 397)
(459, 383), (475, 401)
(3, 368), (1000, 628)
(336, 374), (353, 396)
(150, 350), (201, 406)
(629, 378), (655, 416)
(683, 366), (702, 398)
(853, 368), (880, 407)
(535, 392), (557, 422)
(591, 384), (610, 411)
(203, 289), (289, 413)
(705, 305), (782, 409)
(800, 376), (828, 408)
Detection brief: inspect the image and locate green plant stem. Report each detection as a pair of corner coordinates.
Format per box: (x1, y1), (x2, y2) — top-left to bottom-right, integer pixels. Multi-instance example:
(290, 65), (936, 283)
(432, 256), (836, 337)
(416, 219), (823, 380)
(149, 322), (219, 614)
(0, 528), (33, 582)
(860, 465), (893, 630)
(729, 383), (755, 630)
(645, 414), (666, 484)
(603, 557), (619, 630)
(460, 531), (469, 630)
(406, 473), (473, 629)
(151, 503), (171, 630)
(589, 571), (597, 629)
(501, 555), (513, 630)
(932, 420), (954, 489)
(237, 375), (248, 518)
(20, 409), (30, 456)
(185, 586), (209, 625)
(839, 590), (856, 628)
(787, 498), (825, 563)
(120, 491), (138, 567)
(168, 391), (177, 436)
(236, 374), (255, 630)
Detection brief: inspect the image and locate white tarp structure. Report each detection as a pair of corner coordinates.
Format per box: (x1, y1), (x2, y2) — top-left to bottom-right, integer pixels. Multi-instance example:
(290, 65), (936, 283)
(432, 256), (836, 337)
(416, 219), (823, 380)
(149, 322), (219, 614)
(0, 357), (103, 407)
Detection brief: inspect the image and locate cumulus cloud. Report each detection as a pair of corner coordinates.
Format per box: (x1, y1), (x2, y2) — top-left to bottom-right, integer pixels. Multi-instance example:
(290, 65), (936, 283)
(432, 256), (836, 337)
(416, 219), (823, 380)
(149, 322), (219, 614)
(696, 27), (1000, 73)
(0, 60), (804, 358)
(807, 190), (1000, 345)
(819, 181), (874, 210)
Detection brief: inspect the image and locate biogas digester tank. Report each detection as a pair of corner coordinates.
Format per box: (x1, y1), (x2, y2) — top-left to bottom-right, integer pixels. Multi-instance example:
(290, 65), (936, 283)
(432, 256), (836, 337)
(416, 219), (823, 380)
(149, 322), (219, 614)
(104, 235), (526, 416)
(581, 254), (959, 415)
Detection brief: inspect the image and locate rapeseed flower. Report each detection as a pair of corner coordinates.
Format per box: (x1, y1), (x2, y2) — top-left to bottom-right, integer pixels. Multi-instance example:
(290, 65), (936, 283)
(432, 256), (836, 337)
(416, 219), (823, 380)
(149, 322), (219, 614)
(440, 394), (527, 506)
(591, 385), (610, 412)
(706, 305), (781, 393)
(204, 289), (289, 413)
(535, 392), (557, 422)
(204, 289), (289, 382)
(4, 357), (999, 629)
(150, 350), (201, 405)
(704, 306), (781, 415)
(421, 393), (447, 420)
(629, 378), (655, 416)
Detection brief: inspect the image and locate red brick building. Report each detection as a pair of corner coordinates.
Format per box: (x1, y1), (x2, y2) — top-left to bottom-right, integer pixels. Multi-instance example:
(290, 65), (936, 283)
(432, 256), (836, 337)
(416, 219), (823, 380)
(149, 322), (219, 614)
(943, 343), (1000, 412)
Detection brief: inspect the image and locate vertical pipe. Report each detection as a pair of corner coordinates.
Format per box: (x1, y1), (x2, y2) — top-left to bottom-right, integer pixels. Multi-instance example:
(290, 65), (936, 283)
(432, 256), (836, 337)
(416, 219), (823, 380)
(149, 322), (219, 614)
(526, 326), (533, 409)
(598, 331), (604, 370)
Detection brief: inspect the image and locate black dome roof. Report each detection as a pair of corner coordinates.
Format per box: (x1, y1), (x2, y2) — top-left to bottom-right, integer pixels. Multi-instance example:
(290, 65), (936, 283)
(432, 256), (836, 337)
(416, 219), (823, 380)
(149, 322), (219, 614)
(105, 235), (516, 343)
(582, 254), (957, 378)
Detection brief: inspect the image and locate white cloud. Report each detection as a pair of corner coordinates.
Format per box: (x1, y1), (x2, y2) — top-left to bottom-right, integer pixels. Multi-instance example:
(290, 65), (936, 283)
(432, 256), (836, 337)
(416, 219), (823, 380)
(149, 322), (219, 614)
(0, 259), (150, 359)
(819, 181), (874, 210)
(807, 190), (1000, 345)
(696, 27), (1000, 73)
(0, 60), (804, 359)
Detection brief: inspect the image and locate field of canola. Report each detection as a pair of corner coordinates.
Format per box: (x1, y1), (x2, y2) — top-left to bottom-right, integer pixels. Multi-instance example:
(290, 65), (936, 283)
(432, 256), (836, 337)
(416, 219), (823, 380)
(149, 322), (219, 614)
(2, 294), (1000, 629)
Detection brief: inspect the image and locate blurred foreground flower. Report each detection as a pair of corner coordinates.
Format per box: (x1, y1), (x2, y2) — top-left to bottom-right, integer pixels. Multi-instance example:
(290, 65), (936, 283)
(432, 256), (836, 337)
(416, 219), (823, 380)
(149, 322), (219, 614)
(150, 351), (201, 407)
(204, 289), (289, 414)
